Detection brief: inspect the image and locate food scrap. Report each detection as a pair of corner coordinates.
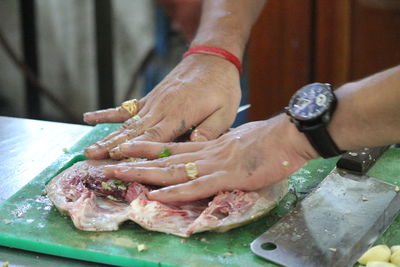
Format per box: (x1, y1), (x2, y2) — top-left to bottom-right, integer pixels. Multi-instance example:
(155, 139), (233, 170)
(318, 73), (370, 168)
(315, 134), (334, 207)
(101, 179), (128, 191)
(390, 247), (400, 266)
(365, 262), (396, 267)
(222, 251), (233, 257)
(137, 244), (147, 252)
(358, 245), (391, 265)
(391, 245), (400, 254)
(159, 148), (172, 158)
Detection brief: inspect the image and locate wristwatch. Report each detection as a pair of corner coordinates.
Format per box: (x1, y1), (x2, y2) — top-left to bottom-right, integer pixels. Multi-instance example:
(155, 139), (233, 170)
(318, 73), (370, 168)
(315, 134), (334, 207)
(285, 82), (345, 158)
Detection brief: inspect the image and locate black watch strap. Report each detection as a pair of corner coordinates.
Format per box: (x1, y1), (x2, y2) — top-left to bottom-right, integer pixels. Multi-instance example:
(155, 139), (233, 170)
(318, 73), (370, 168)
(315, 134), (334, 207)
(302, 125), (344, 158)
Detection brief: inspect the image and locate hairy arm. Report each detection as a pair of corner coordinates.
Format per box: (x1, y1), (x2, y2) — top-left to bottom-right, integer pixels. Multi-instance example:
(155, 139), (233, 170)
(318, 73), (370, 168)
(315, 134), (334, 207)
(191, 0), (267, 58)
(330, 65), (400, 150)
(84, 0), (268, 159)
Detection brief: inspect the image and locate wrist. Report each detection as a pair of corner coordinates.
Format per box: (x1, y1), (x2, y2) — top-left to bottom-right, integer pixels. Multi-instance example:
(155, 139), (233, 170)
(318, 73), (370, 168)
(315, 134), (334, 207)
(189, 40), (244, 61)
(183, 45), (243, 74)
(279, 114), (320, 161)
(327, 82), (365, 151)
(180, 52), (240, 77)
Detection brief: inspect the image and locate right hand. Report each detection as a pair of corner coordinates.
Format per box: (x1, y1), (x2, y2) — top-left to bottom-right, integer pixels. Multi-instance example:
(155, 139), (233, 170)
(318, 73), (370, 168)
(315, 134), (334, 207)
(83, 53), (242, 159)
(103, 114), (319, 203)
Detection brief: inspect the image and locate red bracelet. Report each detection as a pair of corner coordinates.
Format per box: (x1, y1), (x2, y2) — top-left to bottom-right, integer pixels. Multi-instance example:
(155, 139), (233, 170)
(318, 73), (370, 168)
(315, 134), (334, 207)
(183, 45), (243, 74)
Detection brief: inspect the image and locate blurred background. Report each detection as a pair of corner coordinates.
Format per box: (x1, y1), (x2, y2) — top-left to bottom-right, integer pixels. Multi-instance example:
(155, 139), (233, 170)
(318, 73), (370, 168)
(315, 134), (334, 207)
(0, 0), (399, 126)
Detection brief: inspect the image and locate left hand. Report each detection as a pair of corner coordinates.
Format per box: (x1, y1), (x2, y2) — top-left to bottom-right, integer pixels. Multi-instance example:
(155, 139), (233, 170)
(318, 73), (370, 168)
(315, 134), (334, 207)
(103, 114), (318, 203)
(82, 54), (241, 159)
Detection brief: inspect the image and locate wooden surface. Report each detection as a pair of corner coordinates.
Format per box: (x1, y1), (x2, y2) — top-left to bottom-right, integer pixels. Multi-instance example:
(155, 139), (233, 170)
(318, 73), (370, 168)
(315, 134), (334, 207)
(0, 116), (100, 267)
(350, 0), (400, 80)
(314, 0), (352, 85)
(248, 0), (312, 121)
(248, 0), (400, 121)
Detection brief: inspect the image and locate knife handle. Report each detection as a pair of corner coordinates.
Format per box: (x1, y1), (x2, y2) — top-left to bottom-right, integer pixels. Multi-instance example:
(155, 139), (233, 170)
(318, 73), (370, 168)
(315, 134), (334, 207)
(336, 146), (390, 175)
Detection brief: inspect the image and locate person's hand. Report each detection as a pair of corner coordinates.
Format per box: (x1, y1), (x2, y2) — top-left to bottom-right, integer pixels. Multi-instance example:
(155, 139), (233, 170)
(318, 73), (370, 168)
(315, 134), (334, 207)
(103, 114), (319, 203)
(83, 54), (241, 159)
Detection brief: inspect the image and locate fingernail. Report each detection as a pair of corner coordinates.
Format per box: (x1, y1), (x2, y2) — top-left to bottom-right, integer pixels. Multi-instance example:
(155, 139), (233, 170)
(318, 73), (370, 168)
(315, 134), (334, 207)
(85, 144), (97, 151)
(103, 167), (116, 177)
(191, 129), (208, 142)
(146, 191), (157, 200)
(109, 147), (123, 159)
(147, 190), (171, 203)
(83, 112), (96, 124)
(82, 113), (88, 122)
(119, 142), (131, 151)
(86, 148), (110, 159)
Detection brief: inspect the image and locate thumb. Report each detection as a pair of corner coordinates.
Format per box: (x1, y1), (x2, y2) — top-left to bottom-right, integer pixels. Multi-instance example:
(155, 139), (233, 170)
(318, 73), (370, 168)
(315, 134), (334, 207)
(190, 109), (233, 142)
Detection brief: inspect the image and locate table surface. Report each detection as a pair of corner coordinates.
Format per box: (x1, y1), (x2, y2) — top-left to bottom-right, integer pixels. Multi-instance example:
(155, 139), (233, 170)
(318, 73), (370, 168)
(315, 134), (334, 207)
(0, 116), (103, 266)
(0, 116), (398, 267)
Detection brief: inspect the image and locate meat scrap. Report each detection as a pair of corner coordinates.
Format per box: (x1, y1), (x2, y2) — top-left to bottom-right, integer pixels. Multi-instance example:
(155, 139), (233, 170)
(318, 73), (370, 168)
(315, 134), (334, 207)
(46, 160), (288, 237)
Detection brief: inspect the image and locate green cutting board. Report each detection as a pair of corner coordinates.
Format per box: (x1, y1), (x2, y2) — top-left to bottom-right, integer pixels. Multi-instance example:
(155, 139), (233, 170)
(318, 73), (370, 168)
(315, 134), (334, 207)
(0, 124), (398, 267)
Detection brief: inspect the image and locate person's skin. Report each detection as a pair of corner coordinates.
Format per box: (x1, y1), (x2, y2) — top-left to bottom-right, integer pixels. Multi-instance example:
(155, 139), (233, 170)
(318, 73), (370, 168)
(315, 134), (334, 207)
(83, 0), (267, 160)
(103, 65), (400, 203)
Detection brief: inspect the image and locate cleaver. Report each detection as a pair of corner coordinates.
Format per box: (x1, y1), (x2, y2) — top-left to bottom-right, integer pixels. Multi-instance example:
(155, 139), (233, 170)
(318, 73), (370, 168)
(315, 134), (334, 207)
(251, 146), (400, 267)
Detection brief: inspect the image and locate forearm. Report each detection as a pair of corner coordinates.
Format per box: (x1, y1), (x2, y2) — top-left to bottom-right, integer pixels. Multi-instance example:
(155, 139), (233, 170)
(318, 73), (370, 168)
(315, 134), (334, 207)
(329, 65), (400, 150)
(190, 0), (267, 59)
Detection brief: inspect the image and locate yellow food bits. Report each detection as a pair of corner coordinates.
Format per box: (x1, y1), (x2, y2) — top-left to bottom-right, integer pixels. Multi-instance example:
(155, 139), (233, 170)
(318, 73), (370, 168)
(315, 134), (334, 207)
(358, 245), (391, 265)
(366, 261), (397, 267)
(390, 250), (400, 266)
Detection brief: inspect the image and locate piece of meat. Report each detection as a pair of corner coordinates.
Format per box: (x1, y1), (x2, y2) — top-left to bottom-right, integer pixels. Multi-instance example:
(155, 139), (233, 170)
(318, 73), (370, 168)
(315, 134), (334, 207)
(46, 160), (288, 237)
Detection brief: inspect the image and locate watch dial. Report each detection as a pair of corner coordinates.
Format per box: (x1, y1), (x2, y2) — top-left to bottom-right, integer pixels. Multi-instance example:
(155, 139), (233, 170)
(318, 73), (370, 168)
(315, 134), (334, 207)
(288, 83), (333, 120)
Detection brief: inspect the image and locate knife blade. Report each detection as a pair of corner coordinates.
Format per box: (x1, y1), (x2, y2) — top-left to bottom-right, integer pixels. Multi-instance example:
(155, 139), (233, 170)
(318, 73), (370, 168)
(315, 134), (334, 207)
(251, 146), (399, 267)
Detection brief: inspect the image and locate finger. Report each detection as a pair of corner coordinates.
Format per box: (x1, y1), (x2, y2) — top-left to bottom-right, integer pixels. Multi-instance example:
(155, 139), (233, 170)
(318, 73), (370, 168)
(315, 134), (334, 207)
(105, 161), (209, 186)
(133, 118), (193, 143)
(83, 108), (131, 125)
(86, 113), (161, 159)
(107, 151), (205, 170)
(83, 100), (146, 125)
(101, 128), (146, 159)
(102, 161), (146, 176)
(84, 129), (124, 159)
(190, 108), (234, 142)
(134, 95), (150, 118)
(121, 111), (146, 129)
(111, 141), (206, 160)
(147, 171), (229, 203)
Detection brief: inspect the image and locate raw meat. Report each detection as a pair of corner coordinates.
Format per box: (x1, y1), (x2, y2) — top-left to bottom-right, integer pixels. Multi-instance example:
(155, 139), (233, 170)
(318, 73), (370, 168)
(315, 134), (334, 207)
(46, 160), (288, 237)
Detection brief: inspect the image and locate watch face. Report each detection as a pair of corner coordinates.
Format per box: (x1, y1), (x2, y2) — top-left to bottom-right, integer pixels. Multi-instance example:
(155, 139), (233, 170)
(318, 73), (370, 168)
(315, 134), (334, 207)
(287, 83), (333, 120)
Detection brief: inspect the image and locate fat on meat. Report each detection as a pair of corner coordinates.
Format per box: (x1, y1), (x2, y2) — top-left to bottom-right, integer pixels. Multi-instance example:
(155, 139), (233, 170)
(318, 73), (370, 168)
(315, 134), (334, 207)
(46, 160), (288, 237)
